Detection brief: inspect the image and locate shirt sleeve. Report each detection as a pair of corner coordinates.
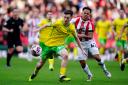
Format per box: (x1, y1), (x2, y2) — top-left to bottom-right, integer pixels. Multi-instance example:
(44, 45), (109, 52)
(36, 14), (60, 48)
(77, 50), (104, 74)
(37, 20), (44, 27)
(70, 24), (77, 36)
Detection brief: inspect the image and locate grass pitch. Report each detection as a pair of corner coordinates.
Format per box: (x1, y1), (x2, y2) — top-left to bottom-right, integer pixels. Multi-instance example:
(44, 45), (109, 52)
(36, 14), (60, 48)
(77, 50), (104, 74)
(0, 57), (127, 85)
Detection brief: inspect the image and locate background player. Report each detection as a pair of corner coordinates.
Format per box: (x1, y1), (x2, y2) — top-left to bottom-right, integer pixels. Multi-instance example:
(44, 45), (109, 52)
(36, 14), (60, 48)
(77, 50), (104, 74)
(95, 13), (111, 55)
(3, 9), (24, 67)
(118, 22), (128, 71)
(33, 11), (55, 71)
(112, 9), (128, 63)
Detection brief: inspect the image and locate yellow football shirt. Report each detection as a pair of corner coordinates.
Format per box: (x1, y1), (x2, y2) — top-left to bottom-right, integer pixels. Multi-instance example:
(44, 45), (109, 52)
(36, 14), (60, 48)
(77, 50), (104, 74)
(96, 20), (111, 39)
(38, 19), (53, 42)
(113, 18), (127, 40)
(45, 19), (76, 46)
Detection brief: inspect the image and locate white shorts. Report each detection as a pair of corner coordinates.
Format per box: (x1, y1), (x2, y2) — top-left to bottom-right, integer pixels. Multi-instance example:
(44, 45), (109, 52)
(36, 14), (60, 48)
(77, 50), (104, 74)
(81, 39), (99, 56)
(74, 47), (87, 60)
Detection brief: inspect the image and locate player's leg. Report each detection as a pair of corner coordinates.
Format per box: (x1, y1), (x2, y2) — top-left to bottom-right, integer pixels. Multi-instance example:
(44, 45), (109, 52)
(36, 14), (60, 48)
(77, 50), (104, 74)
(57, 47), (71, 82)
(99, 38), (106, 55)
(48, 55), (54, 71)
(28, 59), (47, 81)
(120, 58), (128, 71)
(6, 48), (14, 67)
(77, 41), (93, 81)
(114, 40), (123, 62)
(89, 40), (111, 78)
(28, 42), (49, 81)
(120, 41), (128, 71)
(76, 47), (93, 81)
(79, 60), (93, 81)
(93, 54), (111, 78)
(6, 39), (14, 67)
(15, 37), (23, 56)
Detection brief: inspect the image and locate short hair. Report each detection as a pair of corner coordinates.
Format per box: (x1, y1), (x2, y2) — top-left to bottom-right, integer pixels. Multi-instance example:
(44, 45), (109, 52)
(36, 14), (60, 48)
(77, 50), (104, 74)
(64, 10), (73, 16)
(82, 7), (92, 13)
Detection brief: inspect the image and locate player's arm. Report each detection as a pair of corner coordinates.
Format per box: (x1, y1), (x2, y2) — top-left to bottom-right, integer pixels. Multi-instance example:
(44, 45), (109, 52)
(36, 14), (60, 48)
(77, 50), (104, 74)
(3, 20), (13, 32)
(78, 31), (93, 38)
(33, 23), (51, 32)
(112, 20), (117, 36)
(73, 30), (87, 56)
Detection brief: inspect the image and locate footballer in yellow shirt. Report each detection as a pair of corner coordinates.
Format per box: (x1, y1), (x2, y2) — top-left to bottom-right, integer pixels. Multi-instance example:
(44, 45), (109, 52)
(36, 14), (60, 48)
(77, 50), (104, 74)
(96, 14), (111, 54)
(113, 10), (128, 62)
(29, 10), (85, 82)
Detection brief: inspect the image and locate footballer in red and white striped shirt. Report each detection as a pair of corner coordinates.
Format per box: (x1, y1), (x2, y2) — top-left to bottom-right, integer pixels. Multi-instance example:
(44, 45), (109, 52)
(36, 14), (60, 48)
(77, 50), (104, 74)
(71, 7), (111, 79)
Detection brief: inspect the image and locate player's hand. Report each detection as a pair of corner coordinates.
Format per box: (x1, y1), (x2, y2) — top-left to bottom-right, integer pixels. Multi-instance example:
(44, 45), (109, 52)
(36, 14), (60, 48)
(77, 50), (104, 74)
(78, 34), (83, 38)
(46, 23), (51, 27)
(9, 29), (13, 32)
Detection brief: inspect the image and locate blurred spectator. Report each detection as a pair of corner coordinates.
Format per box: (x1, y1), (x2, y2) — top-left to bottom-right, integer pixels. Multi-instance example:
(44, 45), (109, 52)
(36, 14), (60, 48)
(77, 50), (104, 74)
(0, 0), (127, 61)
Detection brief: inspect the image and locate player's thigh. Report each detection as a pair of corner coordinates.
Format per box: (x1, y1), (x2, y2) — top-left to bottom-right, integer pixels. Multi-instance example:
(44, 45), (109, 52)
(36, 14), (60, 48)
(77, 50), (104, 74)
(80, 41), (89, 55)
(75, 47), (88, 60)
(15, 38), (23, 52)
(58, 47), (68, 59)
(7, 39), (14, 48)
(40, 44), (50, 61)
(7, 39), (15, 53)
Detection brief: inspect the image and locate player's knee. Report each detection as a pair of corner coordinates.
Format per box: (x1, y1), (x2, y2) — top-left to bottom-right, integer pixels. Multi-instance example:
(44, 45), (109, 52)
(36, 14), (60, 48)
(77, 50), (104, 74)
(79, 60), (86, 68)
(60, 50), (68, 60)
(93, 54), (101, 62)
(62, 55), (68, 60)
(8, 48), (14, 54)
(16, 46), (23, 52)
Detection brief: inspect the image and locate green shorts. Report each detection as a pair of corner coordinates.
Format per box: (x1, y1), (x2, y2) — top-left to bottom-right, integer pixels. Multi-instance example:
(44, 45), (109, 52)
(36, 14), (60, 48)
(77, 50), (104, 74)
(39, 42), (65, 61)
(116, 40), (127, 49)
(99, 38), (107, 45)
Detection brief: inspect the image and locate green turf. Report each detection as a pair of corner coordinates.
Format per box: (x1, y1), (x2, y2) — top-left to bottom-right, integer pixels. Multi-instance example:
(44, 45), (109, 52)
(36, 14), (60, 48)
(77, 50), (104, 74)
(0, 57), (127, 85)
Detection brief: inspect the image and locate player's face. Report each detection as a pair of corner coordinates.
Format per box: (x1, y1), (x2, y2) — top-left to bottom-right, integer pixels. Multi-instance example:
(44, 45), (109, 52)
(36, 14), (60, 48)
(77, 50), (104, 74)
(64, 14), (71, 25)
(33, 9), (39, 18)
(47, 12), (52, 20)
(13, 10), (19, 19)
(82, 9), (91, 21)
(119, 10), (125, 18)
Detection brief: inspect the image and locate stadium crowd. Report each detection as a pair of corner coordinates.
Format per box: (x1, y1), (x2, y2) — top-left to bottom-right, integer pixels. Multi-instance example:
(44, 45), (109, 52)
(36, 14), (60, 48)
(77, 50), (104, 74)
(0, 0), (128, 62)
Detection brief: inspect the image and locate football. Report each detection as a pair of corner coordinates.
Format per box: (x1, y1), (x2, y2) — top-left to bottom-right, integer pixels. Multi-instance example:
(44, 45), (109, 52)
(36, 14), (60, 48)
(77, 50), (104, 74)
(31, 44), (42, 56)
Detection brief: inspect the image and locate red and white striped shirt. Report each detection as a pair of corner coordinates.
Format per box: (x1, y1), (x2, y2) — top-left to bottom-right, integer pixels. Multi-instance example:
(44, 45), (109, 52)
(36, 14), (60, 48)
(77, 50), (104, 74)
(70, 16), (94, 41)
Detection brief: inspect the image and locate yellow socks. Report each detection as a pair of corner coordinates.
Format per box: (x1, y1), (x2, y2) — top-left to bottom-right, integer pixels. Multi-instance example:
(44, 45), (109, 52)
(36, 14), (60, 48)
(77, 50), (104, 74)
(99, 47), (105, 54)
(48, 58), (54, 70)
(73, 47), (78, 57)
(60, 67), (66, 76)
